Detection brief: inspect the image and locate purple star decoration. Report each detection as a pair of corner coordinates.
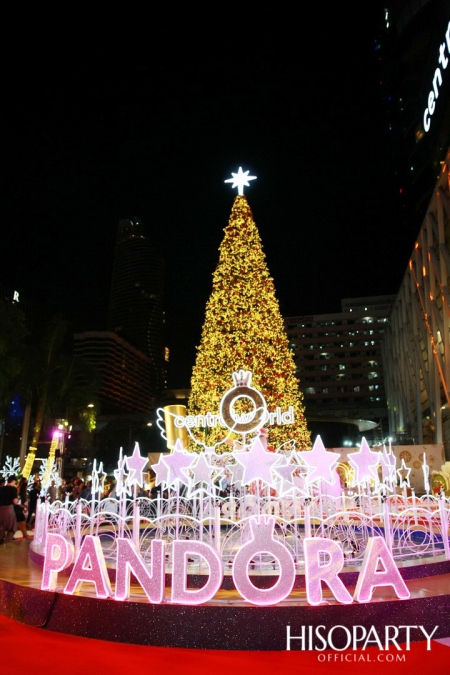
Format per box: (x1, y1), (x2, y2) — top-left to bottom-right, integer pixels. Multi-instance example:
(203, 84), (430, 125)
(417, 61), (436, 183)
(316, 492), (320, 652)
(162, 439), (194, 488)
(298, 436), (338, 486)
(125, 443), (148, 488)
(348, 438), (380, 485)
(233, 436), (280, 487)
(186, 453), (222, 497)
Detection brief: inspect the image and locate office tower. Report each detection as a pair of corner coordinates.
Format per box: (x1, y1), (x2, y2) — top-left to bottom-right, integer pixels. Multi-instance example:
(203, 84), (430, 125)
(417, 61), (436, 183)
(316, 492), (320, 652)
(73, 331), (155, 414)
(285, 296), (395, 446)
(108, 218), (165, 393)
(378, 2), (450, 225)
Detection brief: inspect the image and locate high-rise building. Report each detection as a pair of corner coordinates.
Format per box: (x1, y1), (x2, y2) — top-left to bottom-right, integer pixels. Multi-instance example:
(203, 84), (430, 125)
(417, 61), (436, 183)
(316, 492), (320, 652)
(285, 296), (395, 446)
(73, 331), (155, 414)
(383, 146), (450, 456)
(108, 218), (165, 393)
(378, 2), (450, 227)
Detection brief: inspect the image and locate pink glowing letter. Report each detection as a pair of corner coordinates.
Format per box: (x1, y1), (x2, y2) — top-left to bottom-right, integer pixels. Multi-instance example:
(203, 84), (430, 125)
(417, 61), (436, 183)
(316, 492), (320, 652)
(304, 537), (353, 605)
(354, 536), (410, 602)
(64, 535), (112, 598)
(115, 537), (165, 603)
(232, 516), (295, 606)
(171, 540), (223, 605)
(41, 533), (74, 591)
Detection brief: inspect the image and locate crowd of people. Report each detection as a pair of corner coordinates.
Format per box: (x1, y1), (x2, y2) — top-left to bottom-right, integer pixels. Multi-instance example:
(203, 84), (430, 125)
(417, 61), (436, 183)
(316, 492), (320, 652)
(0, 474), (39, 544)
(0, 473), (157, 544)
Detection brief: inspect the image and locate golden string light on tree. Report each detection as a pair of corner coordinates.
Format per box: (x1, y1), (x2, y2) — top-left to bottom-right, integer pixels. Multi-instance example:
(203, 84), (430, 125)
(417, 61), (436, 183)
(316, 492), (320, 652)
(188, 171), (310, 449)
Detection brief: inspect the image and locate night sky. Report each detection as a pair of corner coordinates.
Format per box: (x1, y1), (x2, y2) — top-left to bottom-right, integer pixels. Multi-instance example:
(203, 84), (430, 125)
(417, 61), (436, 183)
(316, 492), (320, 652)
(1, 8), (418, 388)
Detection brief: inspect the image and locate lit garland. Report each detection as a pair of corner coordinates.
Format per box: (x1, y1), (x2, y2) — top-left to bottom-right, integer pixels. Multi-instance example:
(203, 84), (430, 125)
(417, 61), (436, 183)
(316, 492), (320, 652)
(188, 195), (310, 449)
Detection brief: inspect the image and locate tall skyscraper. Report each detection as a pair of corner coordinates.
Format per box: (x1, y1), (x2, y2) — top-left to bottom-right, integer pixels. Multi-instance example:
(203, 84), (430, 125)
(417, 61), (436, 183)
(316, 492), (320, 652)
(108, 218), (165, 393)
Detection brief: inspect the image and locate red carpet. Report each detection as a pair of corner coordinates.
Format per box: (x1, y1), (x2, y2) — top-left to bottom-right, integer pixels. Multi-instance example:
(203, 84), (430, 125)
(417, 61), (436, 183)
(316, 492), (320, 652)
(0, 615), (448, 675)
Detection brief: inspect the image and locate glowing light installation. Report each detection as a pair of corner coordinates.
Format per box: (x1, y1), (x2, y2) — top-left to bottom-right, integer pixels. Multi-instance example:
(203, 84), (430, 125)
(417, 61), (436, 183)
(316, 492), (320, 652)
(232, 516), (295, 605)
(299, 435), (338, 485)
(234, 436), (280, 487)
(224, 167), (256, 195)
(304, 537), (353, 606)
(171, 540), (223, 605)
(354, 537), (410, 603)
(348, 438), (380, 485)
(38, 370), (450, 610)
(188, 196), (310, 449)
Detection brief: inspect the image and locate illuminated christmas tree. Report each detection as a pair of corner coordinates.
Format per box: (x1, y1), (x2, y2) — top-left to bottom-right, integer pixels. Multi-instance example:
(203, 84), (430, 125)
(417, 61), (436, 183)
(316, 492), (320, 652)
(188, 177), (310, 449)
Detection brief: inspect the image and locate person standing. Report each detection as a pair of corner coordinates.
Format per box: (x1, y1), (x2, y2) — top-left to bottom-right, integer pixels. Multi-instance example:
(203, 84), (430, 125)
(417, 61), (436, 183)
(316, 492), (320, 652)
(26, 482), (40, 529)
(0, 475), (19, 543)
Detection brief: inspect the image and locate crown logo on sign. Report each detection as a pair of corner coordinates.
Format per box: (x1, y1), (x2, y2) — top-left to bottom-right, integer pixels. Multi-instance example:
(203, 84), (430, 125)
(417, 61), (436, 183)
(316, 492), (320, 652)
(232, 370), (252, 387)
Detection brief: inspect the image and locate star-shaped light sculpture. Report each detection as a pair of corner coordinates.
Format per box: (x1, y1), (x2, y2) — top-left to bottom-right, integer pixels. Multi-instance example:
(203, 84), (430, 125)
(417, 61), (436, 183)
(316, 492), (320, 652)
(291, 471), (310, 496)
(379, 444), (396, 490)
(92, 459), (107, 495)
(298, 436), (339, 486)
(233, 436), (280, 487)
(162, 439), (194, 488)
(397, 458), (412, 487)
(114, 448), (132, 497)
(185, 453), (223, 497)
(228, 460), (246, 486)
(348, 438), (380, 485)
(125, 442), (148, 488)
(224, 167), (256, 195)
(272, 452), (297, 496)
(152, 453), (169, 487)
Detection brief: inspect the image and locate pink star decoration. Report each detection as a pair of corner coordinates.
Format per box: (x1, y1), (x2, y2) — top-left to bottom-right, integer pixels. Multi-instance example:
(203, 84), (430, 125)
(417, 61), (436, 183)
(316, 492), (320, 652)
(152, 454), (169, 486)
(348, 438), (380, 485)
(233, 436), (280, 487)
(125, 443), (148, 488)
(185, 453), (223, 497)
(272, 453), (298, 496)
(162, 439), (195, 487)
(298, 436), (338, 486)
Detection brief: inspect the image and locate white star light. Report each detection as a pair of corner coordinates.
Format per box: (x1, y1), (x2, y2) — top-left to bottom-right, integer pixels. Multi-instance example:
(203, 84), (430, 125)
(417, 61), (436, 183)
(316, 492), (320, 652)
(152, 454), (169, 486)
(298, 436), (339, 486)
(125, 442), (148, 488)
(233, 436), (280, 487)
(224, 167), (256, 195)
(397, 458), (412, 487)
(229, 460), (245, 486)
(162, 439), (194, 488)
(272, 453), (297, 496)
(348, 438), (380, 485)
(185, 453), (223, 497)
(92, 460), (107, 495)
(114, 448), (132, 497)
(380, 444), (396, 491)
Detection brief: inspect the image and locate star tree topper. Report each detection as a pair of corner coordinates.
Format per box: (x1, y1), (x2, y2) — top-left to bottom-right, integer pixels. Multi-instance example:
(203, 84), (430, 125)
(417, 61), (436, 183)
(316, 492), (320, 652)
(224, 167), (256, 195)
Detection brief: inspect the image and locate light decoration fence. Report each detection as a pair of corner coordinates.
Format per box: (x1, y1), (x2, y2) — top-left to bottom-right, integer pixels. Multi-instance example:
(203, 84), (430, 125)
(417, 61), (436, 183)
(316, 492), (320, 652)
(36, 488), (450, 574)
